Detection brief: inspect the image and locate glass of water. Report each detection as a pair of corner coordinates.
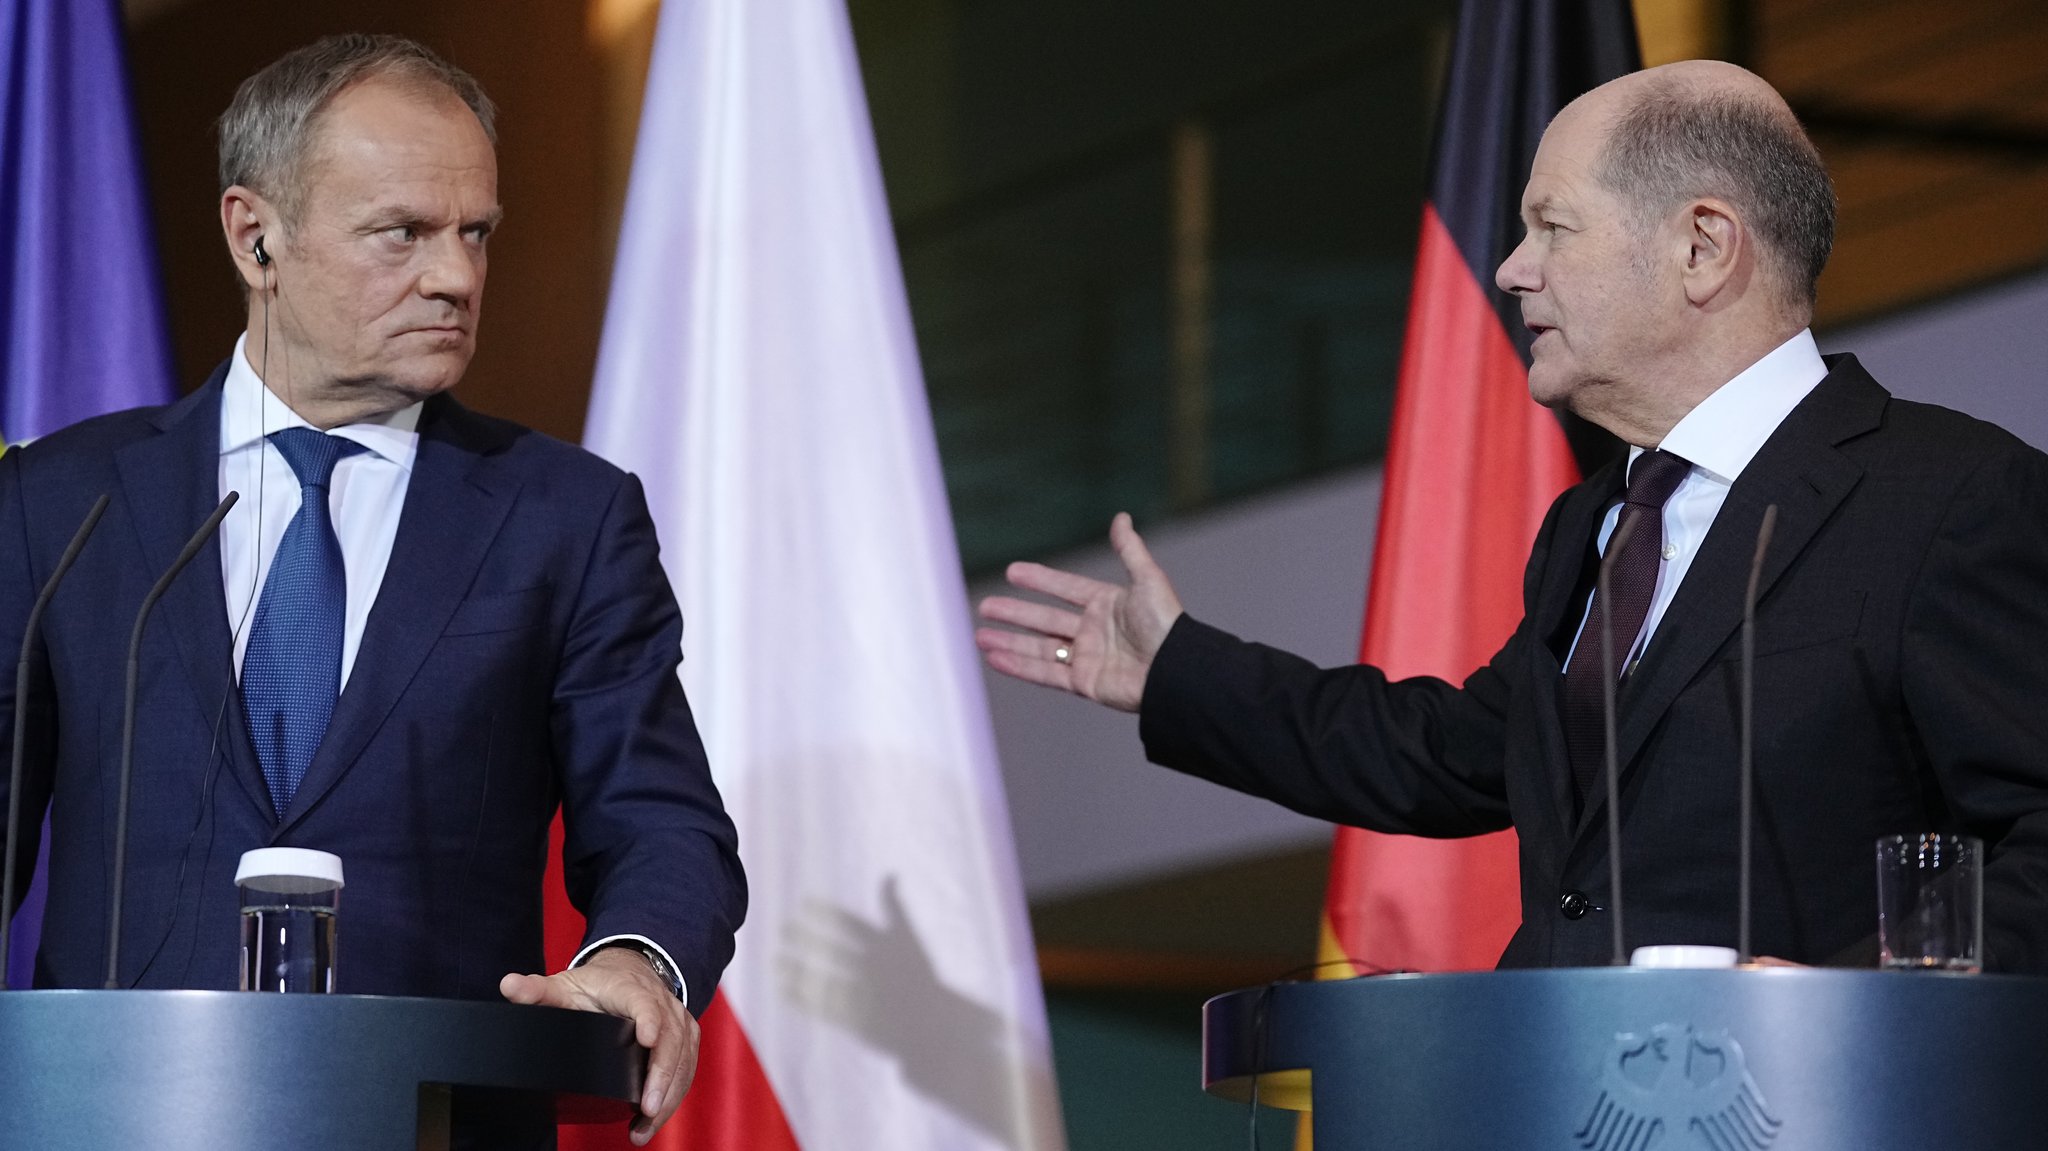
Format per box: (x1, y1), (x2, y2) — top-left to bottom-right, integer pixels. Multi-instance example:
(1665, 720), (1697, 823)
(1876, 834), (1982, 973)
(236, 848), (343, 993)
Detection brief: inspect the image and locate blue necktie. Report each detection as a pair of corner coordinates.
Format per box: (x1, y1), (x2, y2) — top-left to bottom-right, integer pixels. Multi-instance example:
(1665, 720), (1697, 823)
(242, 428), (364, 818)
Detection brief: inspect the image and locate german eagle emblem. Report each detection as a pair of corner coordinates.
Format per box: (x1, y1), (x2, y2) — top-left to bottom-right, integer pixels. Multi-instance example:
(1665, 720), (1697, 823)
(1574, 1023), (1782, 1150)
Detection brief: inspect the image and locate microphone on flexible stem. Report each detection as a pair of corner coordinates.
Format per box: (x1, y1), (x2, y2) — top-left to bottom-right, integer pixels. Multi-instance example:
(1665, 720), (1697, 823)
(1599, 510), (1643, 967)
(104, 492), (238, 990)
(1737, 505), (1778, 965)
(1, 494), (112, 990)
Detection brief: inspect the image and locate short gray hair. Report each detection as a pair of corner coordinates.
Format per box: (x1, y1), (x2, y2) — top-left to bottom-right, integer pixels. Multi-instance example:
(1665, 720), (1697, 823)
(1598, 82), (1836, 306)
(218, 34), (497, 226)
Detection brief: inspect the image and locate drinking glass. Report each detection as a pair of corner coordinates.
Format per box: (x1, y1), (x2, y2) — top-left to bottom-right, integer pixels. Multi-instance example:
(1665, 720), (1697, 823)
(1876, 833), (1981, 973)
(236, 847), (343, 993)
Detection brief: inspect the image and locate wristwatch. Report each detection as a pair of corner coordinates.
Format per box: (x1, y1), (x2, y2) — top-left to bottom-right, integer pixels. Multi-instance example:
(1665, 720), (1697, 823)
(603, 941), (685, 1002)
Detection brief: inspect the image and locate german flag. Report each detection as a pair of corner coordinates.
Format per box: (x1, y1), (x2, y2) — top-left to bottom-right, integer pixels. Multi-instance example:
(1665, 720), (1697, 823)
(1316, 0), (1639, 985)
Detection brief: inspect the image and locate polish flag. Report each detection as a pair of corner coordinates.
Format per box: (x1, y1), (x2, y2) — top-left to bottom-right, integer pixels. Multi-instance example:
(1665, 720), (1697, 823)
(564, 2), (1067, 1148)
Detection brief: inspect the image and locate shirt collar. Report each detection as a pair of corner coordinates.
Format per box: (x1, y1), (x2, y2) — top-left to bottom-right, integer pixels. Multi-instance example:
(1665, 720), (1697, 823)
(1638, 328), (1829, 484)
(219, 333), (424, 471)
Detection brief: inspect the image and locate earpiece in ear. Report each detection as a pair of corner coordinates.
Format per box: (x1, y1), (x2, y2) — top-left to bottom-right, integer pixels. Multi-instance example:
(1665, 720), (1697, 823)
(253, 236), (271, 267)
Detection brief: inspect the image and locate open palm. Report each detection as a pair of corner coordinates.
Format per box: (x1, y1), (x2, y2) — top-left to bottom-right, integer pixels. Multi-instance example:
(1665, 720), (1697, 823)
(974, 512), (1183, 712)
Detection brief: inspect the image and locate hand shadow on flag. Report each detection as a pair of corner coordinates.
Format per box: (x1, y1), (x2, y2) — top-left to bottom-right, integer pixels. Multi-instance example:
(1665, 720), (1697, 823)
(778, 876), (1029, 1148)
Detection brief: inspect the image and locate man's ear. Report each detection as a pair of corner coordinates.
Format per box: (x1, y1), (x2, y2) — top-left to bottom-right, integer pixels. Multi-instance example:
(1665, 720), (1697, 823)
(1681, 197), (1745, 307)
(221, 186), (276, 291)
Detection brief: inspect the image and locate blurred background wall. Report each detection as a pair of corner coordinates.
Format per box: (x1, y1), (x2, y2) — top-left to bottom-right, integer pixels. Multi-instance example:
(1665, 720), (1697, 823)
(116, 0), (2048, 1144)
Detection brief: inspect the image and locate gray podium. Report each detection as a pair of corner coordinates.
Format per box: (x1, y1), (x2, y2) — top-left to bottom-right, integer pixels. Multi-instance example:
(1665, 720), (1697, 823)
(1204, 968), (2048, 1149)
(0, 990), (642, 1150)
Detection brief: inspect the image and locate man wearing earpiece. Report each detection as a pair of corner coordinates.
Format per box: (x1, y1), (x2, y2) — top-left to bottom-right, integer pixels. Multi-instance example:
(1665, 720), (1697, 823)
(0, 35), (743, 1149)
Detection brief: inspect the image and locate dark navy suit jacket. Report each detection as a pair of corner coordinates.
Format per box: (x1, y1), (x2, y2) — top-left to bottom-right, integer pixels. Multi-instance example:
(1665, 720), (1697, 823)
(0, 364), (744, 1008)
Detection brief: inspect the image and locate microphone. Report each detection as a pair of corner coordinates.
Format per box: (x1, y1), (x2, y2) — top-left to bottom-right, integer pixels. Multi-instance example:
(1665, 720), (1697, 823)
(104, 492), (238, 989)
(1737, 505), (1778, 964)
(1, 493), (112, 989)
(1598, 510), (1643, 966)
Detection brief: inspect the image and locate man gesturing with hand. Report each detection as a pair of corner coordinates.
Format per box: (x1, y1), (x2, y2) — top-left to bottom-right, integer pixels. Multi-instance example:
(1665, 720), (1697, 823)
(976, 513), (1183, 712)
(975, 61), (2048, 974)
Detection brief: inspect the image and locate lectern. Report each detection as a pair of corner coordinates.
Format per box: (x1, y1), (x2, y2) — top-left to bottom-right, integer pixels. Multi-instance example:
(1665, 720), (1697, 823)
(1204, 969), (2048, 1149)
(0, 990), (641, 1150)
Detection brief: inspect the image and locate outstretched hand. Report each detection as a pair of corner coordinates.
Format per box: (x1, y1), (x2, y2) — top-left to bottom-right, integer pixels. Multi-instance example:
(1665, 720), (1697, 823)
(501, 948), (699, 1146)
(975, 512), (1183, 712)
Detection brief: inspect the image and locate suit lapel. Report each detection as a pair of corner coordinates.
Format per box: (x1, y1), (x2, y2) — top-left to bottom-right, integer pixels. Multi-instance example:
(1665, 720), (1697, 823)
(1531, 462), (1624, 838)
(1569, 358), (1886, 842)
(112, 366), (271, 819)
(1532, 463), (1626, 650)
(276, 396), (521, 835)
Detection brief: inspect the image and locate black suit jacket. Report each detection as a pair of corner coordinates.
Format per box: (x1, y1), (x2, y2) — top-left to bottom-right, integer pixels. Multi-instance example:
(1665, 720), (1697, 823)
(1139, 354), (2048, 971)
(1, 365), (746, 1005)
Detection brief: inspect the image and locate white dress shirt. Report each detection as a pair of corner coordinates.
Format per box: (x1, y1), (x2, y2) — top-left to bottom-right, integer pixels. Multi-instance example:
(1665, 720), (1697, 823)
(216, 336), (685, 999)
(1565, 328), (1830, 671)
(217, 335), (420, 685)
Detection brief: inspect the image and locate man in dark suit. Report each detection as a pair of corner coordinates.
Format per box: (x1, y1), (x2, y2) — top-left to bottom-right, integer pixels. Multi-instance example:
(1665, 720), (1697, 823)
(0, 35), (742, 1145)
(976, 60), (2048, 971)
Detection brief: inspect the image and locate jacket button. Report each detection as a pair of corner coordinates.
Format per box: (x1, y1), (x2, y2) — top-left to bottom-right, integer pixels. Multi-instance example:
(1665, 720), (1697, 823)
(1559, 891), (1590, 920)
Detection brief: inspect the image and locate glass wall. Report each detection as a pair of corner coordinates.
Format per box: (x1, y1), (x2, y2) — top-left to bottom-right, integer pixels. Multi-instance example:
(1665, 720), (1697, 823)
(852, 0), (1457, 572)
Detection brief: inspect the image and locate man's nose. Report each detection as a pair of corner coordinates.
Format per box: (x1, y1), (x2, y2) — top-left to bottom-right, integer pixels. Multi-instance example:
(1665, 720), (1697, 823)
(419, 233), (482, 302)
(1495, 234), (1538, 295)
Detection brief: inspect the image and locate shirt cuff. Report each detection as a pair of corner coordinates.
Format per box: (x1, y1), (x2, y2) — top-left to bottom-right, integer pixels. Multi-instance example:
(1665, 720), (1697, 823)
(571, 933), (689, 1009)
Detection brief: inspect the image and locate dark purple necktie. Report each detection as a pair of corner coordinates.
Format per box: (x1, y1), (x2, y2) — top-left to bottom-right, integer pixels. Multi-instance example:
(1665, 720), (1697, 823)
(1563, 449), (1692, 804)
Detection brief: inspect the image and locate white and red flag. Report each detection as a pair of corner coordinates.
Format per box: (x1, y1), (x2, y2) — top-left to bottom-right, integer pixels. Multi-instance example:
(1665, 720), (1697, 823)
(568, 2), (1067, 1149)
